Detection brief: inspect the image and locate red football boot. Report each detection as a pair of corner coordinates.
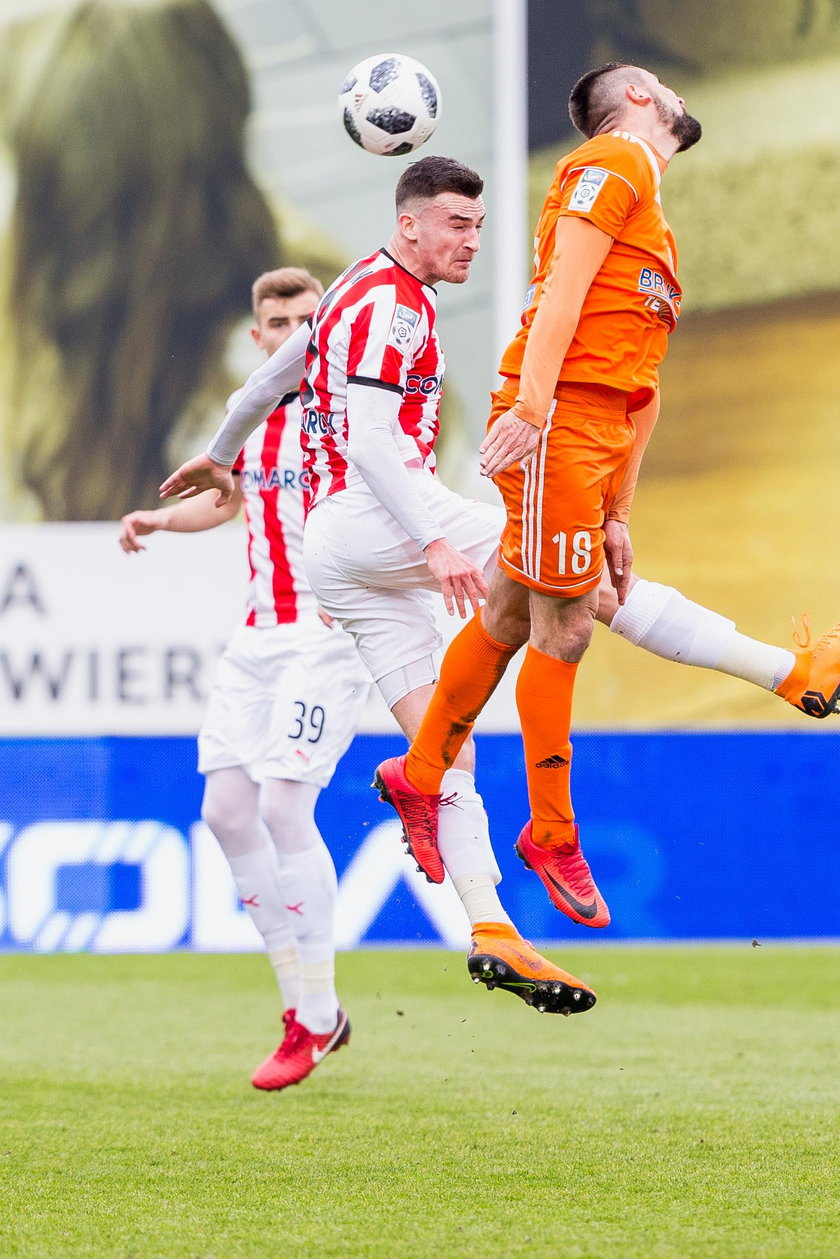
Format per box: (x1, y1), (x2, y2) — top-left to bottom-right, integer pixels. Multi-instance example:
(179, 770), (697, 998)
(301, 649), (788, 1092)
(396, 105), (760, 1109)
(373, 753), (444, 883)
(516, 821), (610, 928)
(251, 1009), (351, 1091)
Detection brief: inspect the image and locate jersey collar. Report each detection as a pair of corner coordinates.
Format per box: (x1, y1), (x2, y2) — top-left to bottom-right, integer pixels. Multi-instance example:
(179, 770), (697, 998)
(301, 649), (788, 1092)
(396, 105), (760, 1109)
(380, 248), (438, 294)
(611, 130), (663, 189)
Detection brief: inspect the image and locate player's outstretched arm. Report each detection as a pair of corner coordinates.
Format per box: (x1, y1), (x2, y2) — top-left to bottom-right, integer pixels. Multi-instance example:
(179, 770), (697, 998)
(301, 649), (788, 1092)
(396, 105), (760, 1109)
(159, 453), (236, 505)
(159, 321), (310, 500)
(121, 487), (242, 552)
(206, 321), (310, 465)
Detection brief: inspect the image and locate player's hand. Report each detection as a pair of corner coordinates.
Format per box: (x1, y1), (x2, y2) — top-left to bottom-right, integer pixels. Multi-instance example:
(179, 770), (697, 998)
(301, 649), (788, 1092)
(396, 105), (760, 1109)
(479, 410), (541, 479)
(119, 510), (162, 554)
(317, 605), (335, 629)
(604, 518), (633, 605)
(424, 538), (488, 618)
(159, 454), (234, 506)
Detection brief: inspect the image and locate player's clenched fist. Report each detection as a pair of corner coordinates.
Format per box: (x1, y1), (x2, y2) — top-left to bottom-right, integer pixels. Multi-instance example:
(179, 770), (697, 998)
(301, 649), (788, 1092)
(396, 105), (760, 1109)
(423, 538), (488, 618)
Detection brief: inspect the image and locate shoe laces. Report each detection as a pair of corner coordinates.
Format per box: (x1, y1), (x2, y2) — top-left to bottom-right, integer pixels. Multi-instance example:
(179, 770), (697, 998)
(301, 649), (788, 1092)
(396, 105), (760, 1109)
(791, 613), (811, 650)
(556, 845), (595, 897)
(279, 1021), (309, 1056)
(792, 612), (840, 657)
(398, 793), (437, 838)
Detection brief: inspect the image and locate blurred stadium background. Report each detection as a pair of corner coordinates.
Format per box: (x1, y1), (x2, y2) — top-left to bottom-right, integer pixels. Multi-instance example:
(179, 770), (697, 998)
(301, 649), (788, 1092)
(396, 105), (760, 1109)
(0, 0), (838, 954)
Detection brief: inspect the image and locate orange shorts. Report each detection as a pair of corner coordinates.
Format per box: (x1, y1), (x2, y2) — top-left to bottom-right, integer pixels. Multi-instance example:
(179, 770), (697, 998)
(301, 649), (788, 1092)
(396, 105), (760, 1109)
(491, 378), (635, 597)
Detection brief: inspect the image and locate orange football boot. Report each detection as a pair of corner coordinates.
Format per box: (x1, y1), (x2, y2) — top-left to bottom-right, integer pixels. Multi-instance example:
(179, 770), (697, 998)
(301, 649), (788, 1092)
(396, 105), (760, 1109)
(775, 615), (840, 718)
(468, 921), (596, 1015)
(515, 821), (610, 928)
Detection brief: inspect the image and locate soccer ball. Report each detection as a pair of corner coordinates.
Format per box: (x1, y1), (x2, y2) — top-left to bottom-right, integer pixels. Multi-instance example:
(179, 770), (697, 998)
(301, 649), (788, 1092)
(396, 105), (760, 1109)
(338, 53), (441, 156)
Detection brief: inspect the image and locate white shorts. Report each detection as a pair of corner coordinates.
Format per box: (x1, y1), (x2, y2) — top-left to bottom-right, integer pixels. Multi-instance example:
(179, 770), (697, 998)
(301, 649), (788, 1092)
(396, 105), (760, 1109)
(198, 613), (371, 786)
(303, 473), (504, 698)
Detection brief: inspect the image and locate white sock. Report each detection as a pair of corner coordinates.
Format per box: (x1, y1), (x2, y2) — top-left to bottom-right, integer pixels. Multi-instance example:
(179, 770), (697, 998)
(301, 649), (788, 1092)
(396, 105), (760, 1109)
(437, 769), (512, 929)
(203, 769), (302, 1011)
(267, 947), (302, 1013)
(452, 873), (513, 929)
(610, 579), (795, 691)
(299, 961), (339, 1033)
(274, 845), (339, 1034)
(227, 848), (301, 1009)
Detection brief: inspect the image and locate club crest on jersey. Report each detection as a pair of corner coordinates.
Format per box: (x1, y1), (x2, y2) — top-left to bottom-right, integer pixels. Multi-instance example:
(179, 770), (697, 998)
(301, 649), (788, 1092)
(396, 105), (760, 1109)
(568, 167), (608, 212)
(387, 304), (419, 349)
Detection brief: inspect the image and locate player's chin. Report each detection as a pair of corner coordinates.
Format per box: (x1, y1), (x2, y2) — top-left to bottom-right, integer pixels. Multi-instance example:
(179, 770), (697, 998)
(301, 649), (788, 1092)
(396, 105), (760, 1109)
(446, 261), (473, 284)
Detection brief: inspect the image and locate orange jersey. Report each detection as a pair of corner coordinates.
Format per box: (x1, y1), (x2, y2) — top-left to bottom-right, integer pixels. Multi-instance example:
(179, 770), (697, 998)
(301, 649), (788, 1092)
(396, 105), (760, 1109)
(500, 131), (681, 410)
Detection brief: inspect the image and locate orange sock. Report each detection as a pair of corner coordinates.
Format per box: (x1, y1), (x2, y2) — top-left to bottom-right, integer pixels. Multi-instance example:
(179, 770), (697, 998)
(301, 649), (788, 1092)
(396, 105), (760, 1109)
(406, 611), (519, 794)
(515, 644), (578, 849)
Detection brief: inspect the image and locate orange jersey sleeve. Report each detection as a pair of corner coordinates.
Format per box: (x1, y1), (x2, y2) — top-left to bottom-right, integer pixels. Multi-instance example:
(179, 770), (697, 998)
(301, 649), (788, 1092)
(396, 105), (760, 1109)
(605, 388), (660, 522)
(500, 131), (682, 410)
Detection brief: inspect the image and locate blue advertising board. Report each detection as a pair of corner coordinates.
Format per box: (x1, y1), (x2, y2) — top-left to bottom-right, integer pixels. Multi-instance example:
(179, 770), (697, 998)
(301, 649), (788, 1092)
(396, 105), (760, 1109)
(1, 732), (837, 951)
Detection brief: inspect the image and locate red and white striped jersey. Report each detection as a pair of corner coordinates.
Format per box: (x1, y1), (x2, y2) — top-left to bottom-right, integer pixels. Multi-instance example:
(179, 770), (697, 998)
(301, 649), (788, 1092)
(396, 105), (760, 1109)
(232, 393), (315, 627)
(300, 249), (445, 507)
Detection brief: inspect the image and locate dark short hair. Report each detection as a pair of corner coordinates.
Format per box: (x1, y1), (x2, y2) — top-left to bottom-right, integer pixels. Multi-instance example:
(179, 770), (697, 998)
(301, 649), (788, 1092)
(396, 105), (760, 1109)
(395, 156), (483, 212)
(568, 62), (632, 138)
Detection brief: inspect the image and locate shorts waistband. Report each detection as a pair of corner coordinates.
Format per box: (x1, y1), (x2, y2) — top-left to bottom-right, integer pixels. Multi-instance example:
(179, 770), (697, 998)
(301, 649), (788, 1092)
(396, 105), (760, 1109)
(498, 375), (630, 417)
(552, 381), (629, 413)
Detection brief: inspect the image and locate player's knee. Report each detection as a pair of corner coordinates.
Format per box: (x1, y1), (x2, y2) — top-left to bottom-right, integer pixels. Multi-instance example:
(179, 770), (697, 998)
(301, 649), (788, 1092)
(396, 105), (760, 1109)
(201, 794), (244, 848)
(260, 779), (320, 852)
(377, 654), (439, 710)
(530, 591), (596, 661)
(259, 797), (293, 845)
(483, 570), (530, 646)
(484, 601), (530, 649)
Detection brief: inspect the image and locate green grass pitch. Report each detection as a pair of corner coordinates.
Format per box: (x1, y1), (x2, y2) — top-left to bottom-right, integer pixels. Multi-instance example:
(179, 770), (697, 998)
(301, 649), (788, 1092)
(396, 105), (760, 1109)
(1, 945), (838, 1258)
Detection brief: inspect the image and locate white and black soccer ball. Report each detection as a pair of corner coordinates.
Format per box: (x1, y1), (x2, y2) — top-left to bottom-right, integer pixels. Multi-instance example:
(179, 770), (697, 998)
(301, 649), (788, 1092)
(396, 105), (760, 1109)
(338, 53), (441, 157)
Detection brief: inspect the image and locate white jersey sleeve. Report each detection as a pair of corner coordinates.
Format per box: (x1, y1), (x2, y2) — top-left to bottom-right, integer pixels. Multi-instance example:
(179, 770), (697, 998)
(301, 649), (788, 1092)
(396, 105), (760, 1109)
(345, 382), (443, 551)
(207, 321), (309, 465)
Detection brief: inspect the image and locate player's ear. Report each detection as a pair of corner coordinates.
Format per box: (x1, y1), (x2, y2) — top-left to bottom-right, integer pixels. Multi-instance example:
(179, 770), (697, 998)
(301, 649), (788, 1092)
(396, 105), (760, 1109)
(250, 326), (263, 350)
(626, 80), (653, 106)
(398, 210), (419, 241)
